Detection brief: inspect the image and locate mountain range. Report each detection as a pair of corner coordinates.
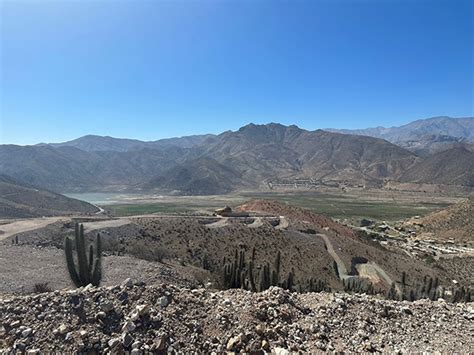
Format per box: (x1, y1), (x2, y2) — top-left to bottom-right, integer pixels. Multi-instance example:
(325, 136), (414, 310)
(327, 116), (474, 156)
(0, 116), (473, 195)
(327, 116), (474, 142)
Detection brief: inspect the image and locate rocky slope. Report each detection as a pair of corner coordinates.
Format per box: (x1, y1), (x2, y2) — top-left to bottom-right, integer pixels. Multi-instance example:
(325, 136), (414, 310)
(398, 147), (474, 186)
(1, 282), (472, 353)
(0, 175), (99, 218)
(411, 198), (474, 243)
(394, 134), (474, 156)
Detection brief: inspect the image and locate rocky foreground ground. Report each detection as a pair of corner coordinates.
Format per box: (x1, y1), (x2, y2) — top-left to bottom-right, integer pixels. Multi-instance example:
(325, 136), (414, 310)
(1, 281), (473, 353)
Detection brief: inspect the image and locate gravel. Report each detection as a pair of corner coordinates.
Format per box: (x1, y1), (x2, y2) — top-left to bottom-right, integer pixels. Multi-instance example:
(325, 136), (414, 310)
(1, 282), (472, 353)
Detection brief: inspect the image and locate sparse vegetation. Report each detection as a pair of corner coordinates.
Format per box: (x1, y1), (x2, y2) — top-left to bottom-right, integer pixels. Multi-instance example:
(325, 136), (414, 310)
(32, 282), (52, 293)
(385, 274), (472, 303)
(221, 247), (328, 293)
(126, 240), (168, 263)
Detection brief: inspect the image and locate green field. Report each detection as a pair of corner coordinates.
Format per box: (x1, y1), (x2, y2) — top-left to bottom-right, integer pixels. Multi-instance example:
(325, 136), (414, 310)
(101, 190), (455, 221)
(240, 192), (452, 221)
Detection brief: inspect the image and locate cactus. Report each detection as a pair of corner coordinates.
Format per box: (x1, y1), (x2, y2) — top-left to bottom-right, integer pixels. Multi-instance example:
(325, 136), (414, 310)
(247, 260), (257, 292)
(286, 268), (294, 291)
(272, 251), (281, 286)
(386, 282), (398, 300)
(65, 223), (102, 288)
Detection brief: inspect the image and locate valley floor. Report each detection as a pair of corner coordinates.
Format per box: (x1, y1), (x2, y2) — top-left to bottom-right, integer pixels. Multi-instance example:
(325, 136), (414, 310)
(65, 187), (465, 221)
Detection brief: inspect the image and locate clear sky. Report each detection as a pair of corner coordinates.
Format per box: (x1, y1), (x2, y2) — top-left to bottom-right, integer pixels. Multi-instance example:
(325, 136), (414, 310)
(0, 0), (472, 145)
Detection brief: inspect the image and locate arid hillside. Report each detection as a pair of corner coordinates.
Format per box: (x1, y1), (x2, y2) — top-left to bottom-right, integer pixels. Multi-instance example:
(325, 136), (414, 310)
(0, 175), (99, 218)
(0, 123), (421, 194)
(328, 116), (474, 144)
(0, 200), (460, 297)
(2, 121), (474, 194)
(398, 147), (474, 186)
(411, 198), (474, 243)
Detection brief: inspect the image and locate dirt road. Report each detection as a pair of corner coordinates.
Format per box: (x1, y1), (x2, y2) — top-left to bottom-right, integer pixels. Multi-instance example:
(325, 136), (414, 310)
(82, 218), (131, 232)
(0, 217), (67, 242)
(316, 233), (398, 290)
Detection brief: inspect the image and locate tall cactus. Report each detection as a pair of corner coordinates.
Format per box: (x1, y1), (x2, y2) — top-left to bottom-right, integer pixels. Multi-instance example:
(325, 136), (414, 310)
(222, 247), (296, 292)
(65, 223), (102, 287)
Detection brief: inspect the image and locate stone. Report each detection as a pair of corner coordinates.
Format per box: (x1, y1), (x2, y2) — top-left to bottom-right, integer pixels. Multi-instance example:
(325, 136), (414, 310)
(153, 334), (167, 351)
(21, 328), (32, 337)
(58, 324), (68, 335)
(335, 297), (345, 306)
(13, 342), (26, 352)
(122, 278), (133, 288)
(122, 320), (136, 333)
(274, 347), (290, 355)
(108, 337), (121, 349)
(132, 341), (142, 349)
(82, 284), (93, 292)
(223, 298), (231, 306)
(96, 311), (107, 319)
(101, 301), (115, 313)
(129, 312), (140, 321)
(160, 296), (169, 308)
(122, 333), (134, 348)
(226, 334), (241, 350)
(136, 304), (149, 316)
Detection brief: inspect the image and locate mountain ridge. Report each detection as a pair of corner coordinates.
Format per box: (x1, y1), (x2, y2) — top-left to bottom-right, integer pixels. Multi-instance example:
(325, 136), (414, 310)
(326, 116), (474, 143)
(1, 118), (473, 195)
(38, 133), (215, 152)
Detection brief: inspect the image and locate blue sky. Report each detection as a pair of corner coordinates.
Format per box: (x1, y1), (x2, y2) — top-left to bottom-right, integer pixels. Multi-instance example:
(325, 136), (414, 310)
(1, 0), (472, 145)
